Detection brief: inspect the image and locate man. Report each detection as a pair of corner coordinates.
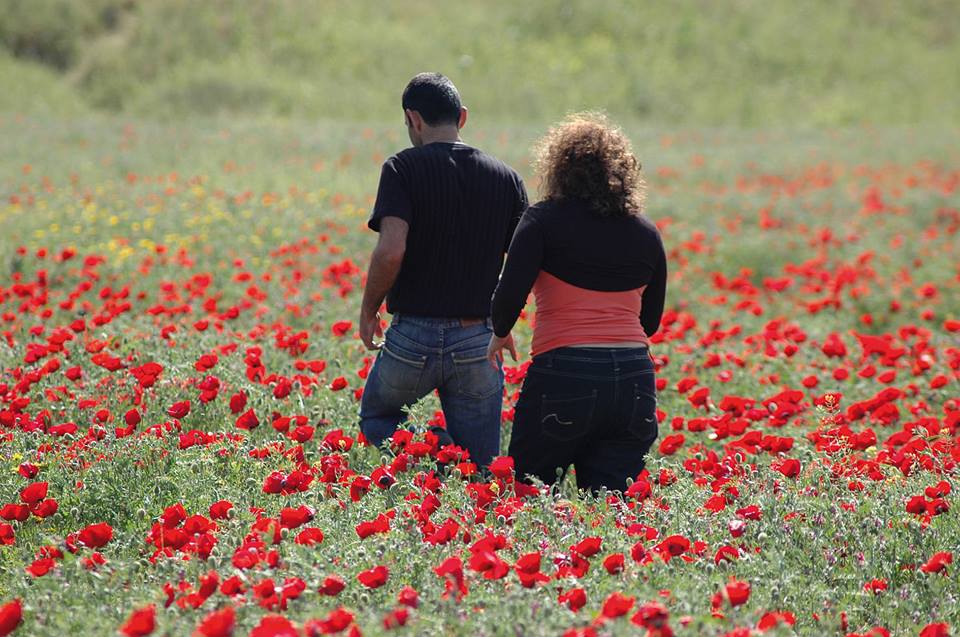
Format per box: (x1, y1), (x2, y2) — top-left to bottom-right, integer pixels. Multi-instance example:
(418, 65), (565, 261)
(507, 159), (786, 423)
(358, 72), (527, 470)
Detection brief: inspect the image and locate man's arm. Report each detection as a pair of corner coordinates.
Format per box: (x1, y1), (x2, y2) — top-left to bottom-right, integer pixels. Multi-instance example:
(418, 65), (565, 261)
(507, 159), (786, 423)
(359, 217), (409, 349)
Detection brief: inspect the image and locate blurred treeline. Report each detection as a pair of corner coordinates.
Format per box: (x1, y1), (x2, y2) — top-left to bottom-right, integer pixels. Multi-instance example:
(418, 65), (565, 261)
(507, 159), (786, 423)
(1, 0), (958, 126)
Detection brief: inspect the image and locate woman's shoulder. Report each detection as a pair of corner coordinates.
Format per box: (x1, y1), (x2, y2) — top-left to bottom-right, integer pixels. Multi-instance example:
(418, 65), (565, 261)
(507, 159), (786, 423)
(524, 197), (581, 220)
(630, 211), (662, 235)
(526, 199), (661, 243)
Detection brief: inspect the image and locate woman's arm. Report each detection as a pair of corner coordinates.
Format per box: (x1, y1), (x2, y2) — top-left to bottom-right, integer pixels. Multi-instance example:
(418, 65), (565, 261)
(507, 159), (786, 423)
(491, 212), (544, 337)
(640, 239), (667, 337)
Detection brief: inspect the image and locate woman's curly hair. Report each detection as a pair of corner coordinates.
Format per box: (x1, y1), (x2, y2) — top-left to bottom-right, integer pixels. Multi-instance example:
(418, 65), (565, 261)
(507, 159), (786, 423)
(533, 112), (645, 217)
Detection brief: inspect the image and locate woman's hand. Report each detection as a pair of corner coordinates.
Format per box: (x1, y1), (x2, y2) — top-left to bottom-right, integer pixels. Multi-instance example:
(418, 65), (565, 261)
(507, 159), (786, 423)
(487, 332), (518, 369)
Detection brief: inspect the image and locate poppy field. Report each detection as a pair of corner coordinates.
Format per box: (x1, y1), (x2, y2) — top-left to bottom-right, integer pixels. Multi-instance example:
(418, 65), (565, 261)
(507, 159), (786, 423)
(0, 117), (958, 636)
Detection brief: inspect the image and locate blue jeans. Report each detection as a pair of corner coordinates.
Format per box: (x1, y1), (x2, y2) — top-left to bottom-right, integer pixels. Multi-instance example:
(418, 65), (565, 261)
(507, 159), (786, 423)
(359, 314), (504, 468)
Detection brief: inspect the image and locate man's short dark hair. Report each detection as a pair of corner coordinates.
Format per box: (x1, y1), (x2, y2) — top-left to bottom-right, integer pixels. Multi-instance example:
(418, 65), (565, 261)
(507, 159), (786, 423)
(402, 73), (462, 126)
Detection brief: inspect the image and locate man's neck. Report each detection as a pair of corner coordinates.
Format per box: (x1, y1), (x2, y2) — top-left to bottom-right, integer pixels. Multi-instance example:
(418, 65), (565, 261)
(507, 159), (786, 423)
(419, 126), (462, 146)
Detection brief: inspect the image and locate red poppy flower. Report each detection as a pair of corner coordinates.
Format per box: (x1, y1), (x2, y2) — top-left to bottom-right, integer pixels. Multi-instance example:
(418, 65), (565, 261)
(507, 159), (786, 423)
(120, 604), (156, 637)
(659, 434), (685, 455)
(331, 320), (353, 337)
(19, 481), (48, 505)
(78, 522), (113, 548)
(655, 535), (690, 559)
(433, 557), (468, 601)
(925, 481), (951, 499)
(736, 505), (762, 521)
(82, 552), (107, 570)
(603, 553), (625, 574)
(488, 456), (514, 480)
(0, 599), (23, 637)
(920, 552), (952, 575)
(601, 592), (635, 619)
(26, 557), (56, 577)
(209, 500), (233, 520)
(166, 400), (191, 419)
(356, 513), (391, 539)
(513, 552), (549, 587)
(558, 588), (587, 612)
(124, 409), (142, 427)
(0, 524), (14, 546)
(383, 607), (410, 629)
(906, 495), (928, 515)
(307, 608), (354, 634)
(631, 601), (670, 630)
(194, 605), (235, 637)
(272, 378), (293, 399)
(279, 505), (315, 529)
(626, 474), (652, 500)
(235, 409), (260, 430)
(161, 503), (187, 528)
(51, 422), (80, 437)
(714, 545), (739, 564)
(249, 615), (298, 637)
(515, 552), (541, 575)
(229, 392), (247, 414)
(397, 586), (419, 608)
(319, 575), (346, 596)
(919, 624), (951, 637)
(16, 464), (38, 479)
(358, 565), (389, 588)
(295, 527), (325, 546)
(774, 458), (801, 478)
(571, 536), (602, 558)
(469, 550), (510, 580)
(723, 579), (751, 606)
(756, 610), (796, 630)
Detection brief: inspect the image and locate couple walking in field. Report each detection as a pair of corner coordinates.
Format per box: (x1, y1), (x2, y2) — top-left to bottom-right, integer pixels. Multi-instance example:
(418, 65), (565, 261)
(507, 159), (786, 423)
(357, 73), (667, 493)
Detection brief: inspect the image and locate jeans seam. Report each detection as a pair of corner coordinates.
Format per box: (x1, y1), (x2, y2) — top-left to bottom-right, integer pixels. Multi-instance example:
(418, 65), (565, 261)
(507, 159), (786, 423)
(527, 368), (615, 382)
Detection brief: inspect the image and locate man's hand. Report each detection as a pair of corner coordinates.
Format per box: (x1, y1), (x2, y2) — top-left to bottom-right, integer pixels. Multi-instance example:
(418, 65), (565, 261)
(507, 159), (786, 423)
(360, 310), (384, 350)
(486, 332), (518, 369)
(359, 216), (407, 351)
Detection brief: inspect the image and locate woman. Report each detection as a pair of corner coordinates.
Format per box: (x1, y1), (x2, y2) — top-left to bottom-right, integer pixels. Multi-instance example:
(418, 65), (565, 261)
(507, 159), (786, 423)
(487, 113), (666, 493)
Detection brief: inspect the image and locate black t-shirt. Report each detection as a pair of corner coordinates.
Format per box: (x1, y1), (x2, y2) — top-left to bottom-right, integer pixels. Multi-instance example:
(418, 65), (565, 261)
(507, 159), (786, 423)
(368, 141), (528, 318)
(491, 198), (667, 337)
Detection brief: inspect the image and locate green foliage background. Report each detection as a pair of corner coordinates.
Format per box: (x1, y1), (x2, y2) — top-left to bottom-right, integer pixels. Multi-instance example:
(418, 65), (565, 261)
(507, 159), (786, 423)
(2, 0), (959, 126)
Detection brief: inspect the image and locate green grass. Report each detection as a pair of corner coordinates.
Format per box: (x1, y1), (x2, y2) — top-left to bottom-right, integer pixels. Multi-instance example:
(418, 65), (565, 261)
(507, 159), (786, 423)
(0, 114), (958, 635)
(2, 0), (960, 126)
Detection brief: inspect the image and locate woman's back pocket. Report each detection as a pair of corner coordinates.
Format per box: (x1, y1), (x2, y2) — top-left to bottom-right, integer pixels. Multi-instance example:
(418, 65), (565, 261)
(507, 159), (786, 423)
(540, 390), (597, 442)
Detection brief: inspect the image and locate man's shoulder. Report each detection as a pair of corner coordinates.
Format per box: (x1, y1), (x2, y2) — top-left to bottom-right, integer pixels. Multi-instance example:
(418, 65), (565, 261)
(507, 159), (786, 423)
(470, 147), (524, 181)
(384, 146), (420, 167)
(397, 144), (520, 176)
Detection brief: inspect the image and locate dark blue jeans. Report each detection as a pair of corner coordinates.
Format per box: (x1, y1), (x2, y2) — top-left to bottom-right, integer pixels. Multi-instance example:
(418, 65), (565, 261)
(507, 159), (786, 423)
(359, 314), (503, 469)
(507, 346), (658, 493)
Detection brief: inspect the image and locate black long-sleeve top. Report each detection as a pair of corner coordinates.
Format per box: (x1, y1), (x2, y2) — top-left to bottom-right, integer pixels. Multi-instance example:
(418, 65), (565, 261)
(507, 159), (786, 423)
(490, 198), (667, 338)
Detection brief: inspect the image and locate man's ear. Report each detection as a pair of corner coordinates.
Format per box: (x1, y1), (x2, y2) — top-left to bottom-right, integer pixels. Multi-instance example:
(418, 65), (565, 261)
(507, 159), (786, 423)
(405, 109), (422, 131)
(458, 107), (468, 130)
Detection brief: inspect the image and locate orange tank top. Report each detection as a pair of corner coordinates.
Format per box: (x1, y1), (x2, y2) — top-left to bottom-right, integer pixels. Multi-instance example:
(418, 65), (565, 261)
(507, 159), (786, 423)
(530, 271), (649, 357)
